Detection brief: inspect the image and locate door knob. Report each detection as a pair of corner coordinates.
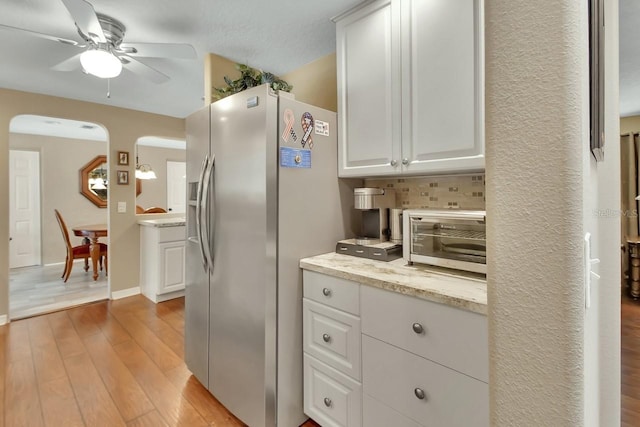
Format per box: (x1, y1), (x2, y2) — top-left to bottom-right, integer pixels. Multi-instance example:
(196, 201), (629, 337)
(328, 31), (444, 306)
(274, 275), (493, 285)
(322, 288), (331, 296)
(322, 334), (331, 343)
(390, 159), (398, 167)
(414, 388), (426, 400)
(402, 158), (409, 166)
(412, 322), (424, 334)
(324, 397), (332, 407)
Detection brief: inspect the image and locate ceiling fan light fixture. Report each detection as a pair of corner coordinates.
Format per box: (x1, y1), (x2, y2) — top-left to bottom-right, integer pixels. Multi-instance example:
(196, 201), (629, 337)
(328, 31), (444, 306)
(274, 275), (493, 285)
(80, 48), (122, 79)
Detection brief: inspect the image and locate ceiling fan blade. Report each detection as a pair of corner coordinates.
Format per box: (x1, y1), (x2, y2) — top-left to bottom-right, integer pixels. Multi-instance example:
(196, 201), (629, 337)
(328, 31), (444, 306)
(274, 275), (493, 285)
(120, 56), (170, 84)
(51, 53), (82, 71)
(60, 0), (106, 43)
(117, 42), (197, 59)
(0, 23), (83, 47)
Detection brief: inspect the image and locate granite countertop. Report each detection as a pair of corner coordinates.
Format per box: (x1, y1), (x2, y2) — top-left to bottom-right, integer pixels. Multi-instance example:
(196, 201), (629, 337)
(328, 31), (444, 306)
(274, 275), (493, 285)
(137, 217), (186, 227)
(300, 252), (487, 315)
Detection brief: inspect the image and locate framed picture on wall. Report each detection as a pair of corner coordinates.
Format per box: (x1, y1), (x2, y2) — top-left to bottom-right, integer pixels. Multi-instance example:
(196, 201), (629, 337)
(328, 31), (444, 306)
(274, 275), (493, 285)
(117, 151), (129, 165)
(589, 0), (604, 161)
(117, 170), (129, 185)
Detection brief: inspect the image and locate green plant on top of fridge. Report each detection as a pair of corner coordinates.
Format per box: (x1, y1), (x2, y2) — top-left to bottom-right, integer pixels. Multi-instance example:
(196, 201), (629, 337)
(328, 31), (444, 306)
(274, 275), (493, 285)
(212, 63), (293, 100)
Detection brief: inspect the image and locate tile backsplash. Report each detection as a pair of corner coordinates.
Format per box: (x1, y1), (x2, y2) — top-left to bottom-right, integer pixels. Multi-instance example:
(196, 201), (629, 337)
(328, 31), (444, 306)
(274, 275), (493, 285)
(365, 174), (485, 210)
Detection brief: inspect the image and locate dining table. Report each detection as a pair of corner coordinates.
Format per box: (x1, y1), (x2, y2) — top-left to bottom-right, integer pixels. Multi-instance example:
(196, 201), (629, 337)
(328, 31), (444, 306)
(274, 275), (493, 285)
(72, 224), (108, 281)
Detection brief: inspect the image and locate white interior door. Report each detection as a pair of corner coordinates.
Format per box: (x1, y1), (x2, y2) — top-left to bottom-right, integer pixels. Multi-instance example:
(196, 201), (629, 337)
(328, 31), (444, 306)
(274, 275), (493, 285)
(166, 161), (186, 213)
(9, 150), (41, 268)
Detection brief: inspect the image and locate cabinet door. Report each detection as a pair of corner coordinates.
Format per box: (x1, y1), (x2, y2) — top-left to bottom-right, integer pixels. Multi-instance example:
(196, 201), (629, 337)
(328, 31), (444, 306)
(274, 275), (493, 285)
(337, 0), (402, 177)
(158, 241), (186, 295)
(401, 0), (484, 174)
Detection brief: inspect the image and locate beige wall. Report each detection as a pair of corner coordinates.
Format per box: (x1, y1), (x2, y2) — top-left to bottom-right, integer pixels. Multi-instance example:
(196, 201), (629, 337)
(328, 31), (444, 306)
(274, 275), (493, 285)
(206, 52), (338, 112)
(9, 133), (108, 264)
(135, 145), (186, 210)
(282, 53), (338, 112)
(0, 88), (186, 317)
(620, 115), (640, 134)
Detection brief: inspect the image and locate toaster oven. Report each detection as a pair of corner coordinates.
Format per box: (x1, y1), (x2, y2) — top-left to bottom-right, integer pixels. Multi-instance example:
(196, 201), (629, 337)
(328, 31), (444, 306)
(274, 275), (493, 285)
(403, 209), (486, 274)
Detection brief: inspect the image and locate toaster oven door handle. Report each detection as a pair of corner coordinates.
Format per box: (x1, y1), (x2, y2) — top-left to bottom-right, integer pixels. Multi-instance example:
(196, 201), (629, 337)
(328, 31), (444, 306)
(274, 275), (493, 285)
(410, 213), (485, 222)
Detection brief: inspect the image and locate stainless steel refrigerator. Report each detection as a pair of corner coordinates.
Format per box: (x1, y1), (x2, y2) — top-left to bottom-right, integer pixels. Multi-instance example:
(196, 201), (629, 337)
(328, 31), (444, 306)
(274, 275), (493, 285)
(185, 85), (355, 427)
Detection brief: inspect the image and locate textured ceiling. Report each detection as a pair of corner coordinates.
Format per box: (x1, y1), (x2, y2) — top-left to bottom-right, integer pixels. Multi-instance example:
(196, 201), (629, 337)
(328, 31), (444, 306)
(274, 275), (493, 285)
(0, 0), (363, 118)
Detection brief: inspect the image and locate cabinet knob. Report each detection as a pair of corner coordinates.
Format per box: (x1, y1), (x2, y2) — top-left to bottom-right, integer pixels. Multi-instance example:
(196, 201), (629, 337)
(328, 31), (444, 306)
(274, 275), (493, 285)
(322, 287), (332, 297)
(390, 159), (398, 167)
(324, 397), (332, 407)
(322, 333), (331, 343)
(414, 388), (426, 400)
(402, 158), (409, 166)
(412, 322), (424, 334)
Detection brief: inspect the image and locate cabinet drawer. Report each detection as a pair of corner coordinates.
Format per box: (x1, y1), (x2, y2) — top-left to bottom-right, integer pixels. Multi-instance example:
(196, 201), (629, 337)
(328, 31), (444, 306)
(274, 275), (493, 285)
(361, 285), (488, 382)
(303, 299), (361, 380)
(362, 335), (488, 427)
(158, 225), (185, 243)
(363, 394), (422, 427)
(304, 354), (362, 427)
(303, 270), (360, 315)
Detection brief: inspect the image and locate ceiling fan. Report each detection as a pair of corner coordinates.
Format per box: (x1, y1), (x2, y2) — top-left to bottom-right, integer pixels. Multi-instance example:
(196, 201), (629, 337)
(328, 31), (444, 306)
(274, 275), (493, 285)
(0, 0), (196, 84)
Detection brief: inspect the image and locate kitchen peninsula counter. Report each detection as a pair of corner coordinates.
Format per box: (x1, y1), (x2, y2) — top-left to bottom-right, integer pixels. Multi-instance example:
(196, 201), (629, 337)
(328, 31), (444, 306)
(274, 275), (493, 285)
(300, 252), (487, 315)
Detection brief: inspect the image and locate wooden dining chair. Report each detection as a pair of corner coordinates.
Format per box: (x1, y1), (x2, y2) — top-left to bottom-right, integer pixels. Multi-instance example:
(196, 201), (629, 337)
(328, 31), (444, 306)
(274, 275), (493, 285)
(54, 209), (108, 283)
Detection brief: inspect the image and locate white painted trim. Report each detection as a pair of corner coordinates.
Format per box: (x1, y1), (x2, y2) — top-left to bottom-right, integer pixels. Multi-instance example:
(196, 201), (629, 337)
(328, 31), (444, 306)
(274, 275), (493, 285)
(111, 286), (141, 300)
(0, 315), (8, 325)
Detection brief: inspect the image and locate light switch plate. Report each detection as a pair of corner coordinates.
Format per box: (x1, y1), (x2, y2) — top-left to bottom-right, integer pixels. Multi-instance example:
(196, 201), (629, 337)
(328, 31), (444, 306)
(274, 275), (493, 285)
(117, 201), (126, 213)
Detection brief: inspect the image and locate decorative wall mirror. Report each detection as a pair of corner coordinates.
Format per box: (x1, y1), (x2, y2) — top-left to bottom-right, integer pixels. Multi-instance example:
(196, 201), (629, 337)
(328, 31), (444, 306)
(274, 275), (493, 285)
(80, 155), (108, 208)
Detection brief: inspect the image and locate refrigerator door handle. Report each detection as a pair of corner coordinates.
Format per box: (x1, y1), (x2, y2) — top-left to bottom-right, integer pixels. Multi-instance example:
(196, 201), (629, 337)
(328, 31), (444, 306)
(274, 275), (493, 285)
(201, 154), (215, 272)
(195, 155), (209, 272)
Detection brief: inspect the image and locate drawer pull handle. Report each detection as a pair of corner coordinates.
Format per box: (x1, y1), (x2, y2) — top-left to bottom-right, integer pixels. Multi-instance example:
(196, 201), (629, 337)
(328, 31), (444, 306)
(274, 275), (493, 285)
(339, 247), (348, 251)
(372, 252), (382, 256)
(322, 288), (332, 297)
(355, 250), (364, 254)
(412, 323), (424, 334)
(322, 334), (331, 343)
(324, 397), (332, 407)
(414, 388), (426, 400)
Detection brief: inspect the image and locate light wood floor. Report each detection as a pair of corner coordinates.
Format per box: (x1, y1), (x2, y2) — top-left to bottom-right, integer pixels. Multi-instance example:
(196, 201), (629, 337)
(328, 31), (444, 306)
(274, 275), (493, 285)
(3, 293), (640, 425)
(9, 262), (108, 320)
(622, 295), (640, 426)
(0, 295), (319, 426)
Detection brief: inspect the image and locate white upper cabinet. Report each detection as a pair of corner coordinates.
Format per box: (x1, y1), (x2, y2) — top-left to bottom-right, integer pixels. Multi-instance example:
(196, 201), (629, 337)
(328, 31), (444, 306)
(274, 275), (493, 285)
(337, 0), (484, 177)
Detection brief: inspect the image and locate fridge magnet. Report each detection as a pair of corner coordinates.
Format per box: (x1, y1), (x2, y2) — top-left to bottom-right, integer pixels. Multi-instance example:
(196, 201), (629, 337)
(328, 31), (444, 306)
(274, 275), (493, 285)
(281, 108), (298, 143)
(300, 112), (314, 149)
(117, 170), (129, 185)
(117, 151), (129, 165)
(280, 147), (311, 169)
(314, 120), (330, 137)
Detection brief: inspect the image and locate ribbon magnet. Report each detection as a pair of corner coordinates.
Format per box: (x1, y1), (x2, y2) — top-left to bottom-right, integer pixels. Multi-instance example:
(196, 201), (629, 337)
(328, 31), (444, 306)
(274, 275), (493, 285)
(301, 112), (314, 149)
(281, 109), (298, 143)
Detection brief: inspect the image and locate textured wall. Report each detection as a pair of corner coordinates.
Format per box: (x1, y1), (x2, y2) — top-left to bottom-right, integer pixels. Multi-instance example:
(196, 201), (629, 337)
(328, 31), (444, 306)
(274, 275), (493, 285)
(485, 1), (586, 425)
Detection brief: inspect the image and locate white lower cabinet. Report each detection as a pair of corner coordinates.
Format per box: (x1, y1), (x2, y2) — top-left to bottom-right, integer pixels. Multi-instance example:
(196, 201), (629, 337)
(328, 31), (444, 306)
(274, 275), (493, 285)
(140, 224), (186, 303)
(302, 270), (488, 427)
(362, 335), (488, 427)
(304, 355), (363, 427)
(362, 394), (422, 427)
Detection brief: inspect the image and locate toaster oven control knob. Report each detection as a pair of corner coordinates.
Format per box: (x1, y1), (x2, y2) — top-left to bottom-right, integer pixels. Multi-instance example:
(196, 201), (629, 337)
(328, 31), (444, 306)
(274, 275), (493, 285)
(322, 334), (331, 343)
(414, 388), (426, 400)
(322, 288), (332, 297)
(390, 159), (398, 167)
(402, 158), (409, 166)
(412, 322), (424, 334)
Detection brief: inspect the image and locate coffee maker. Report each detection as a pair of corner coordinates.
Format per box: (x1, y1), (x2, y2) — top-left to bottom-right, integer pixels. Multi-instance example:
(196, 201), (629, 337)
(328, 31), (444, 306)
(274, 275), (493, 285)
(335, 188), (402, 261)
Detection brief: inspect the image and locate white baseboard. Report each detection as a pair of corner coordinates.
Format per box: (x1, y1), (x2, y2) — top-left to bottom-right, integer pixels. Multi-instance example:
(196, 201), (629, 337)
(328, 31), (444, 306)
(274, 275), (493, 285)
(111, 286), (141, 300)
(0, 315), (8, 326)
